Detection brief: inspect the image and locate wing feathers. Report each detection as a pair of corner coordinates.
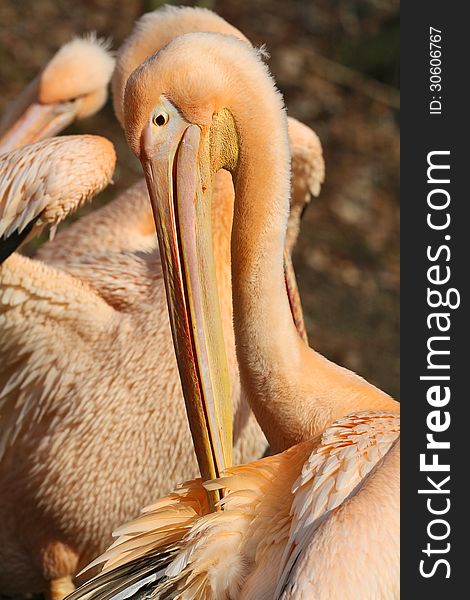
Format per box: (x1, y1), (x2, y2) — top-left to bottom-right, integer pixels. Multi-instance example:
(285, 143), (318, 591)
(0, 135), (115, 253)
(276, 411), (400, 597)
(0, 253), (116, 458)
(70, 412), (399, 600)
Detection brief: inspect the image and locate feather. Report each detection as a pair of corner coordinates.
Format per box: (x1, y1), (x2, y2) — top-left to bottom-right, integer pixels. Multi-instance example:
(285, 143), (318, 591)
(0, 135), (115, 255)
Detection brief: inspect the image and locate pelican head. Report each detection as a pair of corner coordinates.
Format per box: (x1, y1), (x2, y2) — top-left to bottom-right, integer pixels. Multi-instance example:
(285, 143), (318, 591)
(123, 32), (287, 502)
(0, 35), (115, 153)
(113, 4), (249, 128)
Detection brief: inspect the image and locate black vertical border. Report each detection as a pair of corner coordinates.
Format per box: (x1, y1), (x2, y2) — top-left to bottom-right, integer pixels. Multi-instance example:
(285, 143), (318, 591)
(401, 2), (467, 596)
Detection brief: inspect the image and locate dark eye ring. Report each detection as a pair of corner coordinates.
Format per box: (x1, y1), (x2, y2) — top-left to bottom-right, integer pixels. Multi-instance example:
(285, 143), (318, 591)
(153, 112), (169, 127)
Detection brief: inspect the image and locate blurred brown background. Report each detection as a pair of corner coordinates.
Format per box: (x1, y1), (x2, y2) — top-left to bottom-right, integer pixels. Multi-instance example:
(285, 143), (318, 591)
(0, 0), (400, 398)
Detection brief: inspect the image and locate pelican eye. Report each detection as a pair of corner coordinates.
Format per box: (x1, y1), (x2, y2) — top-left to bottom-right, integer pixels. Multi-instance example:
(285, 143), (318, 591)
(153, 112), (169, 127)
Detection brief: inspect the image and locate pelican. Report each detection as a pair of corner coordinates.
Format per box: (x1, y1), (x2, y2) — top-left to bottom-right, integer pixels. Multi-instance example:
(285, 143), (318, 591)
(0, 35), (115, 154)
(69, 32), (400, 599)
(0, 10), (324, 598)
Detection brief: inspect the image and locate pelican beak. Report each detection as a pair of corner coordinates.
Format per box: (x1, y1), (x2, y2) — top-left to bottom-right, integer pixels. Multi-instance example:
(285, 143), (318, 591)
(284, 248), (308, 345)
(0, 100), (79, 153)
(141, 119), (232, 507)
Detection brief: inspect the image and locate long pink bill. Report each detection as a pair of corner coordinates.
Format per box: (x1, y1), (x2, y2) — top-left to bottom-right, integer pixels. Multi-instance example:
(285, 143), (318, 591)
(142, 124), (232, 510)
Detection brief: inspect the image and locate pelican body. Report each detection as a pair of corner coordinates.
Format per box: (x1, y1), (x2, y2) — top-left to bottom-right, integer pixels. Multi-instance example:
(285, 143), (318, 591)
(69, 30), (399, 600)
